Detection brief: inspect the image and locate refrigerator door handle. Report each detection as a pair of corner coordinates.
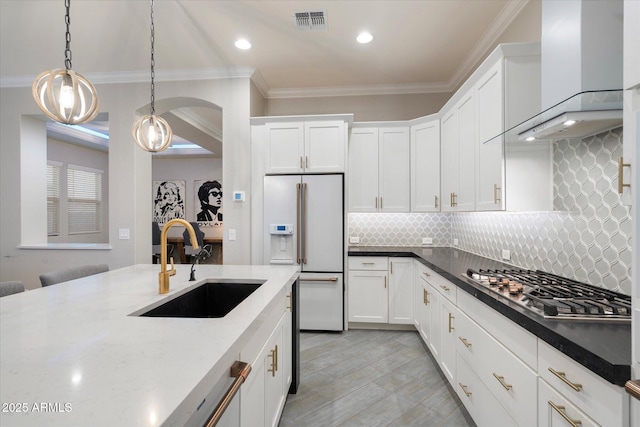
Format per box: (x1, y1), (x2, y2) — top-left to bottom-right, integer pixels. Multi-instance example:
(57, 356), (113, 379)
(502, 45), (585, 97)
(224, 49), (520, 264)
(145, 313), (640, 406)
(296, 183), (301, 264)
(301, 182), (307, 264)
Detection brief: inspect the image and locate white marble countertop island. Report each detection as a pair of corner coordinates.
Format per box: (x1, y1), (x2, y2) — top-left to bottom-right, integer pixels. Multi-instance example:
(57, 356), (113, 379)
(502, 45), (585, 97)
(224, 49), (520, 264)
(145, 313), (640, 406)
(0, 264), (300, 427)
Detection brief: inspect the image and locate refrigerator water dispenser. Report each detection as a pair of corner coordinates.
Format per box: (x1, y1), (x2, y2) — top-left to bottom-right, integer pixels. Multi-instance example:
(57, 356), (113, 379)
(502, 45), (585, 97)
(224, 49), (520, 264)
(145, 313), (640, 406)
(268, 224), (294, 264)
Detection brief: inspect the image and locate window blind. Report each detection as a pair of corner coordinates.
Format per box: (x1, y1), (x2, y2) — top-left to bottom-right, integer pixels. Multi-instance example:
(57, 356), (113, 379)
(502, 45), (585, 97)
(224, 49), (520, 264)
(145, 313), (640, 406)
(47, 162), (61, 236)
(67, 165), (102, 234)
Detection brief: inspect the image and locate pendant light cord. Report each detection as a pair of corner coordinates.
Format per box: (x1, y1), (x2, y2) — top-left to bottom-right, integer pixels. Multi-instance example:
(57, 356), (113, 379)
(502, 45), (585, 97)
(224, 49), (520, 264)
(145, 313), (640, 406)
(64, 0), (72, 70)
(150, 0), (156, 115)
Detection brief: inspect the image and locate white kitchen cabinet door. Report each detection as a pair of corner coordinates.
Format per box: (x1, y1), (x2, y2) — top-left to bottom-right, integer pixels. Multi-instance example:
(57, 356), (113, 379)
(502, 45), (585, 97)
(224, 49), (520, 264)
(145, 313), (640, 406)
(475, 60), (505, 211)
(456, 92), (476, 211)
(426, 281), (442, 361)
(266, 122), (305, 174)
(348, 128), (379, 212)
(440, 90), (475, 212)
(411, 118), (441, 212)
(440, 298), (457, 383)
(347, 270), (388, 323)
(304, 121), (345, 173)
(388, 258), (414, 324)
(264, 314), (286, 427)
(440, 109), (459, 212)
(379, 126), (410, 212)
(538, 379), (599, 427)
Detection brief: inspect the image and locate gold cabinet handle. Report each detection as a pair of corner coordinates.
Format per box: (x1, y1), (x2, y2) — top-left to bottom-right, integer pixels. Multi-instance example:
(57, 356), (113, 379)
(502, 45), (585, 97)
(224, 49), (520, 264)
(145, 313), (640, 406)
(459, 337), (472, 348)
(450, 193), (454, 207)
(493, 373), (513, 390)
(425, 289), (429, 304)
(375, 197), (378, 209)
(423, 289), (427, 304)
(380, 197), (383, 209)
(268, 347), (277, 377)
(448, 313), (455, 332)
(440, 285), (450, 292)
(618, 156), (631, 193)
(286, 292), (292, 312)
(390, 261), (393, 274)
(423, 271), (430, 278)
(434, 195), (439, 208)
(548, 401), (582, 427)
(494, 183), (501, 204)
(300, 156), (304, 169)
(548, 367), (583, 392)
(384, 276), (387, 288)
(305, 155), (309, 169)
(361, 262), (375, 265)
(458, 383), (472, 397)
(275, 344), (279, 372)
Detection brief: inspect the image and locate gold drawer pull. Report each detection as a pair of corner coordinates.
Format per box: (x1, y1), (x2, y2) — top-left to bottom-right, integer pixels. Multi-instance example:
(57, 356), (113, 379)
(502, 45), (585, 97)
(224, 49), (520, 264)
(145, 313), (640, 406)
(448, 313), (455, 332)
(493, 373), (513, 390)
(268, 346), (278, 377)
(494, 183), (501, 203)
(459, 337), (472, 348)
(286, 292), (292, 312)
(422, 271), (430, 277)
(618, 157), (631, 193)
(434, 195), (439, 208)
(361, 262), (375, 265)
(440, 285), (450, 292)
(548, 401), (582, 427)
(458, 383), (472, 397)
(548, 367), (583, 392)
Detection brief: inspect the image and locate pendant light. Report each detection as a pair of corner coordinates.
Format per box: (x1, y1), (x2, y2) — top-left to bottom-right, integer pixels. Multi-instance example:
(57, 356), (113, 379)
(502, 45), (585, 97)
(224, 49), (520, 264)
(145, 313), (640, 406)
(32, 0), (99, 125)
(132, 0), (172, 152)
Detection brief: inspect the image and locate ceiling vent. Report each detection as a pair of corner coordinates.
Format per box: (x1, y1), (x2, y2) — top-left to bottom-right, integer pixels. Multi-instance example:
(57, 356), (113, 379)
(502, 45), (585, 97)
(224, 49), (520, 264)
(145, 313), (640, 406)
(293, 10), (327, 31)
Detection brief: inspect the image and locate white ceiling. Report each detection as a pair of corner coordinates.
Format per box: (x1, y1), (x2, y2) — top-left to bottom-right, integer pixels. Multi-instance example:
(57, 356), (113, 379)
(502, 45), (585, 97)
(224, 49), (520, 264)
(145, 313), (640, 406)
(0, 0), (535, 155)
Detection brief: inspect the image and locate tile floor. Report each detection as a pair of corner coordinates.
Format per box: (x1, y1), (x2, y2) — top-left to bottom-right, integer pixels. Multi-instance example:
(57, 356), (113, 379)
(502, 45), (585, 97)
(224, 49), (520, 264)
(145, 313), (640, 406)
(279, 329), (476, 427)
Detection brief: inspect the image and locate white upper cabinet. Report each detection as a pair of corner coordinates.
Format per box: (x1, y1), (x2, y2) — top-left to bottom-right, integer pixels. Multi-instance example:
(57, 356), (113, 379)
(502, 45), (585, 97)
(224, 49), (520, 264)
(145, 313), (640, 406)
(441, 90), (476, 212)
(349, 125), (410, 212)
(264, 119), (348, 174)
(411, 118), (440, 212)
(475, 60), (505, 211)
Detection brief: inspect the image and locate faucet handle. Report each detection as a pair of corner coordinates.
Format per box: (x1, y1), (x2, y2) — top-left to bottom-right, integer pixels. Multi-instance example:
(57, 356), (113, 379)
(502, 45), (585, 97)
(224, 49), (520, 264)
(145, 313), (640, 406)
(168, 257), (177, 276)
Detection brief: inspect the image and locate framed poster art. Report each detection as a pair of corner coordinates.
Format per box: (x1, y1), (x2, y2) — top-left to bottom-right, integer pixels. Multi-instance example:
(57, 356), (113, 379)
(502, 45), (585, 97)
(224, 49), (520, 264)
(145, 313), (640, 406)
(152, 180), (186, 225)
(194, 179), (223, 227)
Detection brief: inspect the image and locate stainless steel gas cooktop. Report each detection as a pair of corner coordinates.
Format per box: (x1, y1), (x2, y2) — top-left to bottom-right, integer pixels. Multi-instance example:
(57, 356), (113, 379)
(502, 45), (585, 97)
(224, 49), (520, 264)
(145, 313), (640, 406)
(464, 269), (631, 323)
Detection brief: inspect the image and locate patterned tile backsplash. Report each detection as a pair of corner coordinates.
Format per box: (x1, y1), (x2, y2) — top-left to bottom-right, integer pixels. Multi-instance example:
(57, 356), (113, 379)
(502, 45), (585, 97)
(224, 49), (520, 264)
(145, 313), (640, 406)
(349, 127), (631, 295)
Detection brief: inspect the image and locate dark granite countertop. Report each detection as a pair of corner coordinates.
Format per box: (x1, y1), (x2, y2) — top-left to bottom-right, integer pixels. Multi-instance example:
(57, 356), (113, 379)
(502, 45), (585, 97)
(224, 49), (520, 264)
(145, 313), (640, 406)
(348, 246), (631, 387)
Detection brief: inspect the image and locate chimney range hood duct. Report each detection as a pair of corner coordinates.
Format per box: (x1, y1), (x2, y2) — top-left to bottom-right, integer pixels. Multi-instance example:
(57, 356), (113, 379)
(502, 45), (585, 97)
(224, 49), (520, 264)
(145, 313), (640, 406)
(492, 0), (624, 144)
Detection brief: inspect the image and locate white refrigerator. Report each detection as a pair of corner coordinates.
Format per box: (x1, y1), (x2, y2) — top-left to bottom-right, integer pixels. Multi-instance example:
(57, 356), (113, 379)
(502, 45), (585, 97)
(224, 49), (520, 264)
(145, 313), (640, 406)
(264, 174), (344, 331)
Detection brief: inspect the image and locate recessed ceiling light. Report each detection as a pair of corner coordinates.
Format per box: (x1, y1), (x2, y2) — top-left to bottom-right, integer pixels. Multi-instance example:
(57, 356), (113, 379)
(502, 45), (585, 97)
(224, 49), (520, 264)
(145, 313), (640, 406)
(235, 39), (251, 50)
(563, 120), (577, 126)
(525, 136), (535, 142)
(356, 31), (373, 44)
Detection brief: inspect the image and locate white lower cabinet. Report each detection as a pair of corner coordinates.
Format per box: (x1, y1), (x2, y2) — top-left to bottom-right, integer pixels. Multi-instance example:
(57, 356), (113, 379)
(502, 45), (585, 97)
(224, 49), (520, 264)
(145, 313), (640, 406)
(538, 378), (598, 427)
(456, 353), (517, 427)
(348, 257), (413, 325)
(440, 298), (457, 383)
(538, 340), (629, 427)
(240, 285), (291, 427)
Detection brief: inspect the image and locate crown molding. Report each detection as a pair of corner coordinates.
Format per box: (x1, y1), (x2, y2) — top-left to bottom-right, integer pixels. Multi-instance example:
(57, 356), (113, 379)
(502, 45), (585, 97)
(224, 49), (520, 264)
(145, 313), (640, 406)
(0, 66), (257, 88)
(447, 0), (530, 91)
(266, 82), (452, 99)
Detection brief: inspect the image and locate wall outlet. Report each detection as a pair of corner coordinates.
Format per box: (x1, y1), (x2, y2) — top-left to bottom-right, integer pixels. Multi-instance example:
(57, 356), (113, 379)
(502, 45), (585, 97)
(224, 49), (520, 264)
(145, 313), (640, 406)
(502, 249), (511, 261)
(118, 228), (130, 240)
(453, 238), (459, 246)
(228, 229), (237, 241)
(349, 236), (360, 244)
(422, 237), (433, 245)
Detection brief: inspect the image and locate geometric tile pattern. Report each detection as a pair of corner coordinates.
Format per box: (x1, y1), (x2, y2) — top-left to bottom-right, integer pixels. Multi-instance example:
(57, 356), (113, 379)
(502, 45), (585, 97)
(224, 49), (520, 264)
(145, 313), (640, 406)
(348, 213), (451, 247)
(348, 127), (631, 295)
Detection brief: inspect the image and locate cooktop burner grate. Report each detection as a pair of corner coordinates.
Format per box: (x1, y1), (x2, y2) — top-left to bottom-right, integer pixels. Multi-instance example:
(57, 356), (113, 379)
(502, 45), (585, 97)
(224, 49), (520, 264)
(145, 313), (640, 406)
(465, 269), (631, 322)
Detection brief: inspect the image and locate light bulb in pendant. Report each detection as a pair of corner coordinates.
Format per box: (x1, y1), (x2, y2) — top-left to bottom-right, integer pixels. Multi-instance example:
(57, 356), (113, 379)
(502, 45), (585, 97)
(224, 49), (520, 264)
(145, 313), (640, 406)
(59, 82), (75, 110)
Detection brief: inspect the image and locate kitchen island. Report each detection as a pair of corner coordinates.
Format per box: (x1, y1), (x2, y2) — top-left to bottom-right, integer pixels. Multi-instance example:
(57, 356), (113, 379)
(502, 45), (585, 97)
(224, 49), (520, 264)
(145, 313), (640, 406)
(0, 264), (300, 427)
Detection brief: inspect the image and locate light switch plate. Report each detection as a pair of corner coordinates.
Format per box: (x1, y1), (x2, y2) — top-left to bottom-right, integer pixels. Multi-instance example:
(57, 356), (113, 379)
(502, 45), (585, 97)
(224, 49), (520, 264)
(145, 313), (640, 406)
(422, 237), (433, 245)
(349, 236), (360, 244)
(228, 229), (237, 241)
(453, 238), (459, 246)
(502, 249), (511, 261)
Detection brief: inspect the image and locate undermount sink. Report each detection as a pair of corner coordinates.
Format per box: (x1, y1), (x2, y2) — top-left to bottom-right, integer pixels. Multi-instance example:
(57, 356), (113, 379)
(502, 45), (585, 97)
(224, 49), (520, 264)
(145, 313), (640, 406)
(138, 280), (265, 318)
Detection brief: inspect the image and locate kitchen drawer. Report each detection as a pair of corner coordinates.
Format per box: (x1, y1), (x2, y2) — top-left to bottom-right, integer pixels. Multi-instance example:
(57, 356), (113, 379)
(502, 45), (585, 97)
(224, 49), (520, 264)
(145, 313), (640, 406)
(456, 353), (516, 427)
(456, 308), (537, 427)
(538, 378), (599, 427)
(348, 256), (388, 270)
(538, 339), (629, 427)
(458, 289), (537, 370)
(415, 262), (456, 304)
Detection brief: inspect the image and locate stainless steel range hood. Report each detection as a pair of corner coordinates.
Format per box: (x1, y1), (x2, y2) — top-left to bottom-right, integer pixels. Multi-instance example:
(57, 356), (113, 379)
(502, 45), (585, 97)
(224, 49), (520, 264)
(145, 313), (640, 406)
(486, 0), (623, 144)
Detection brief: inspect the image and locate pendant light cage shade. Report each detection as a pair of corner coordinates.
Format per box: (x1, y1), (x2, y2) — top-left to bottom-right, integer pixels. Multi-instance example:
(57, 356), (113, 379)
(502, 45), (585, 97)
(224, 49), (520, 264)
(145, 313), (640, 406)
(131, 114), (173, 153)
(32, 69), (99, 126)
